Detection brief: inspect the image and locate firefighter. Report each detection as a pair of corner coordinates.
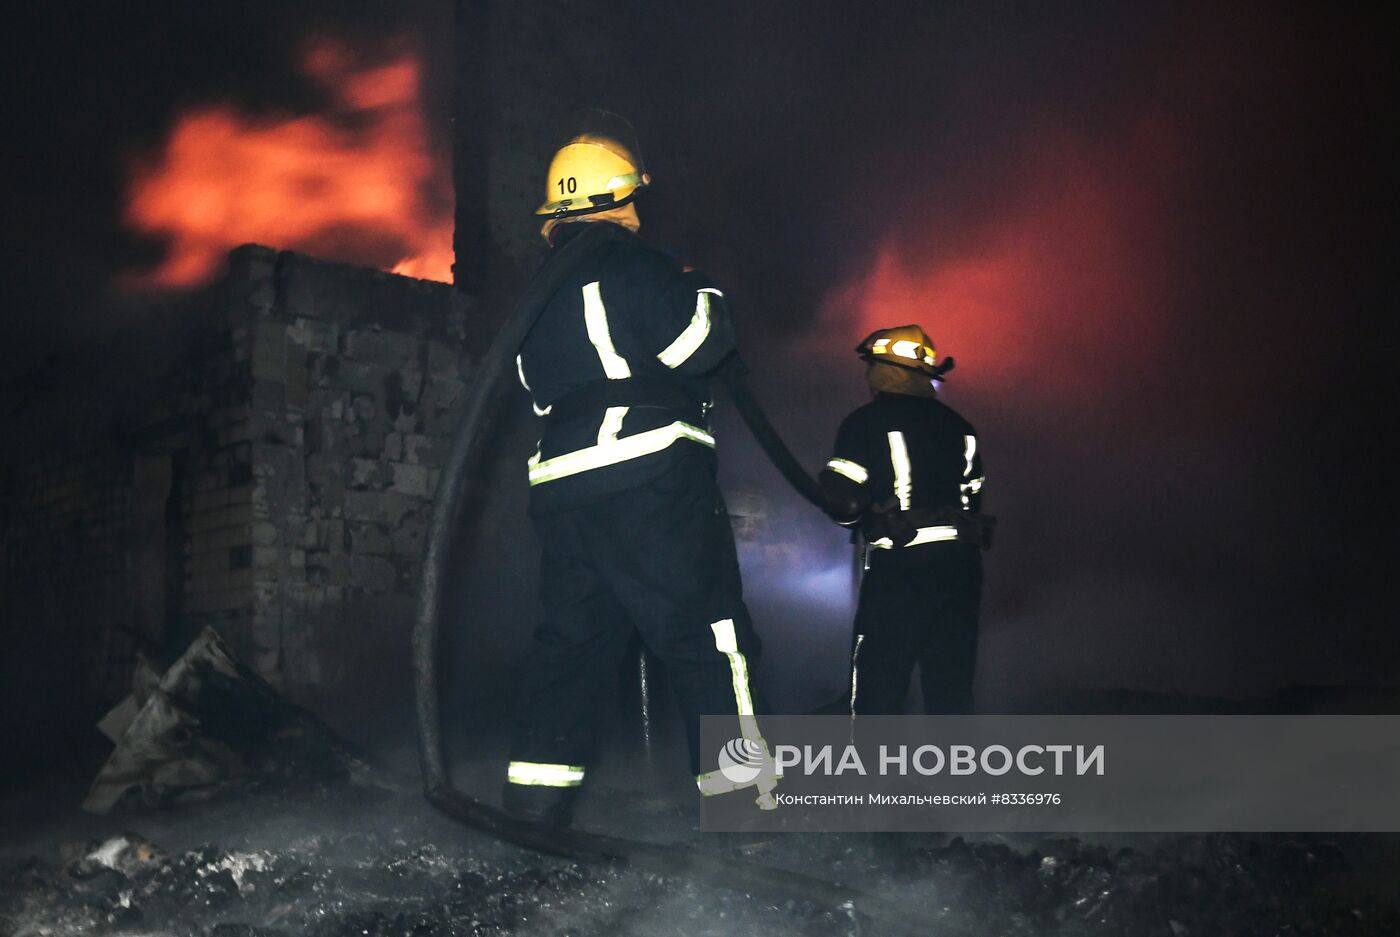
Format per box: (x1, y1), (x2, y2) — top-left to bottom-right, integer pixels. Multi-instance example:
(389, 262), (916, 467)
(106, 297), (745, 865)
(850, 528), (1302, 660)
(819, 325), (990, 716)
(503, 116), (771, 826)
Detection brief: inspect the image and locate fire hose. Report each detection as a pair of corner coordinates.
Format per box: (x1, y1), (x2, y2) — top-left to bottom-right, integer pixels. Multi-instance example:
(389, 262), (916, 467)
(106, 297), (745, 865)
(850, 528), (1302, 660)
(411, 224), (923, 927)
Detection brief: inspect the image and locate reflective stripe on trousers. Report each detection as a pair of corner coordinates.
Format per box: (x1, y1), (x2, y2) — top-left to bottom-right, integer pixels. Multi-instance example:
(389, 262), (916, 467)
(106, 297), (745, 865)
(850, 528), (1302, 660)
(695, 618), (778, 808)
(869, 525), (960, 549)
(507, 761), (585, 787)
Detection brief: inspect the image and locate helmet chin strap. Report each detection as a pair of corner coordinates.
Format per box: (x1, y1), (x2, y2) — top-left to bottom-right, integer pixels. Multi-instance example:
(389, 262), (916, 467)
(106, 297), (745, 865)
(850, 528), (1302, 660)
(867, 361), (940, 397)
(540, 202), (641, 242)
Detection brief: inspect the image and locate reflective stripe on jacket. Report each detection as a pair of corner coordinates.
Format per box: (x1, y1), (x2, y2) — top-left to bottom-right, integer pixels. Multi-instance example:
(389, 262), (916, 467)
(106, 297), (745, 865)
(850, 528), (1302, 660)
(517, 223), (738, 513)
(820, 392), (985, 541)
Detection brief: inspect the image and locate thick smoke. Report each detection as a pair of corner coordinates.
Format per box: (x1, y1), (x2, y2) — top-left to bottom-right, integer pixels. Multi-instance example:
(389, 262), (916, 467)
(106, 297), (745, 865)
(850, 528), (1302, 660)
(631, 2), (1392, 704)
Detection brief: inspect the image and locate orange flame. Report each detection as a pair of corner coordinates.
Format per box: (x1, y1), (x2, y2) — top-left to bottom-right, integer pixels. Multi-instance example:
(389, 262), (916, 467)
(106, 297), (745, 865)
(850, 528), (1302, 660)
(818, 117), (1182, 413)
(122, 39), (452, 289)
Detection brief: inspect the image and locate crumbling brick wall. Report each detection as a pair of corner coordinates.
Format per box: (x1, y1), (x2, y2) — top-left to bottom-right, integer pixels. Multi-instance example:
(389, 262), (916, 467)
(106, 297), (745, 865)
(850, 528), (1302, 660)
(0, 246), (466, 770)
(0, 449), (132, 745)
(231, 245), (467, 699)
(0, 277), (257, 767)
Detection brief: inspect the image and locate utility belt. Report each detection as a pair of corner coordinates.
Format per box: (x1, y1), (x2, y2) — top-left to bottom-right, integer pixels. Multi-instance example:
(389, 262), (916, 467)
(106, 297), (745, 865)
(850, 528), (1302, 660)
(546, 375), (706, 426)
(864, 506), (996, 551)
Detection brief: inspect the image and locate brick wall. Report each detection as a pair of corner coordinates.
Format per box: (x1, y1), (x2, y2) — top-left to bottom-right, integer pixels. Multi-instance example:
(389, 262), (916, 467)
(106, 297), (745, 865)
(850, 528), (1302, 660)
(0, 245), (466, 770)
(1, 282), (251, 767)
(230, 245), (467, 697)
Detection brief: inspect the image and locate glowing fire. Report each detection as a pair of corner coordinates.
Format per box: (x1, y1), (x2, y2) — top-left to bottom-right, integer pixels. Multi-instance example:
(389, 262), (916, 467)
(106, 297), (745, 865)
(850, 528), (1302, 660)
(122, 39), (452, 289)
(820, 118), (1181, 412)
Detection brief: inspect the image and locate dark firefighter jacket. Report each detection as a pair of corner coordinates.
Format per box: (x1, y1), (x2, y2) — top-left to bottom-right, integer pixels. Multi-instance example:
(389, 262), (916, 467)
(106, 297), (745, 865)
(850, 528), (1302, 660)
(820, 392), (985, 548)
(516, 223), (737, 514)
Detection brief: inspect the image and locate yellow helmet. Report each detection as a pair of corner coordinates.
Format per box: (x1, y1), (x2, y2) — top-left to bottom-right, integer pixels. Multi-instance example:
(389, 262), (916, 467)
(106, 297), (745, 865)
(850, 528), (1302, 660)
(855, 325), (941, 376)
(535, 132), (651, 218)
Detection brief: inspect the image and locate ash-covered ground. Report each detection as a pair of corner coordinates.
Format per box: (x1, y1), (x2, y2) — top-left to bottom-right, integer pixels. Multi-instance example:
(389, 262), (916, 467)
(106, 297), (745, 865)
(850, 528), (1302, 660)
(3, 768), (1398, 937)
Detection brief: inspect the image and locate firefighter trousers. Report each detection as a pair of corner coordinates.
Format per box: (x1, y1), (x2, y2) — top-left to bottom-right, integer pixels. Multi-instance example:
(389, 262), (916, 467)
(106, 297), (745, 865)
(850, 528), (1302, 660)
(849, 541), (981, 715)
(506, 454), (763, 810)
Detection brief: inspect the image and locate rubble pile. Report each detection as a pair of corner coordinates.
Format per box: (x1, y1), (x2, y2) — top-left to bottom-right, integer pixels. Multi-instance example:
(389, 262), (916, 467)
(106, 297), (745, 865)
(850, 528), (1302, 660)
(84, 629), (384, 814)
(3, 823), (1396, 936)
(2, 833), (622, 937)
(890, 834), (1398, 935)
(0, 827), (867, 937)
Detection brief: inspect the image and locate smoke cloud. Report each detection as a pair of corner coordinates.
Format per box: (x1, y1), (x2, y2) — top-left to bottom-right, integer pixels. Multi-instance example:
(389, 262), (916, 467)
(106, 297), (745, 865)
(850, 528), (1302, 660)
(635, 2), (1391, 703)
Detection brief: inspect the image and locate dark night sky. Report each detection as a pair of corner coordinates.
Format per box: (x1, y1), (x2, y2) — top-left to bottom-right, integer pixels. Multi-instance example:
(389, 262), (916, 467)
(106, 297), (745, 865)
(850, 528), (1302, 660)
(2, 2), (1393, 705)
